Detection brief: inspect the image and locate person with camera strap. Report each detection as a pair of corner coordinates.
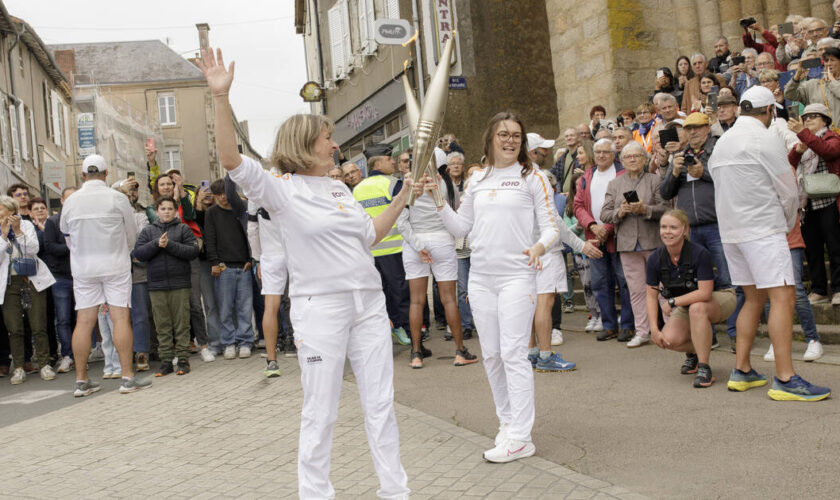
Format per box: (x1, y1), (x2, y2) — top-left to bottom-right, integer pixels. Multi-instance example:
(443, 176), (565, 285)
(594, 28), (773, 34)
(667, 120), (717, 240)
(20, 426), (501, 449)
(645, 210), (736, 388)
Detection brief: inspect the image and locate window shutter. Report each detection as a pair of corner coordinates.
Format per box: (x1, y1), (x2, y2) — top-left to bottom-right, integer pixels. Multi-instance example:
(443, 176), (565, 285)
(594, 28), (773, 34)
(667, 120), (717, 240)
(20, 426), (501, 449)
(50, 90), (62, 147)
(63, 104), (71, 155)
(10, 103), (20, 170)
(0, 100), (8, 162)
(328, 3), (345, 79)
(385, 0), (399, 18)
(365, 0), (377, 54)
(28, 111), (38, 168)
(18, 104), (27, 161)
(42, 81), (52, 140)
(340, 0), (353, 69)
(358, 0), (369, 53)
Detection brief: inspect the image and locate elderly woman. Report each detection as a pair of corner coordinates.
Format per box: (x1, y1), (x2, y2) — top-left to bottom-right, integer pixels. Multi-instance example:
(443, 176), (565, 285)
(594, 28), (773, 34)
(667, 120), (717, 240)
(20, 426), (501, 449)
(0, 196), (56, 384)
(632, 102), (657, 153)
(758, 68), (792, 120)
(600, 142), (669, 347)
(446, 151), (466, 191)
(787, 104), (840, 306)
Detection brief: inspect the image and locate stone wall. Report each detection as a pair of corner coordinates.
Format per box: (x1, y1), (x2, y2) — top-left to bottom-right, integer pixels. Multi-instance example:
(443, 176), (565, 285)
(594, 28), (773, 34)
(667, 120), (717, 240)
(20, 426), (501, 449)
(547, 0), (835, 138)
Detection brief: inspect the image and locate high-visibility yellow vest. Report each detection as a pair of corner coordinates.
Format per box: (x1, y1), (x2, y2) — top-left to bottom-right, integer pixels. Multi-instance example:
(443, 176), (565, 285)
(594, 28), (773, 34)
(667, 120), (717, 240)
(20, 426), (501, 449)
(353, 173), (403, 256)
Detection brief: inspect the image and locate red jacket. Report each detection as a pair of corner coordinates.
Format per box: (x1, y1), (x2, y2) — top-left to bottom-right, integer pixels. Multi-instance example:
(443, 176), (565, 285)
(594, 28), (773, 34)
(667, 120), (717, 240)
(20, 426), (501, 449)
(743, 30), (785, 71)
(573, 163), (626, 253)
(788, 127), (840, 222)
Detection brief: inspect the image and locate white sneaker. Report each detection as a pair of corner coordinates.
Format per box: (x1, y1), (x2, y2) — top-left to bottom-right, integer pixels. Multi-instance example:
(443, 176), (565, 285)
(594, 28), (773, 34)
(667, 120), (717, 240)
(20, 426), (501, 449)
(89, 345), (104, 362)
(257, 339), (266, 349)
(626, 334), (649, 348)
(763, 344), (775, 362)
(10, 367), (25, 384)
(494, 424), (509, 446)
(200, 347), (216, 362)
(584, 317), (596, 332)
(40, 365), (56, 381)
(550, 329), (564, 346)
(223, 345), (237, 360)
(803, 340), (824, 362)
(483, 438), (536, 463)
(56, 356), (74, 373)
(239, 346), (252, 359)
(171, 357), (178, 366)
(593, 317), (603, 332)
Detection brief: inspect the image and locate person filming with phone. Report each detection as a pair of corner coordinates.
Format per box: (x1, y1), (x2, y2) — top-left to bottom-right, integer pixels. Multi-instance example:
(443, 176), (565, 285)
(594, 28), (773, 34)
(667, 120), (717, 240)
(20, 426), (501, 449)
(785, 46), (840, 124)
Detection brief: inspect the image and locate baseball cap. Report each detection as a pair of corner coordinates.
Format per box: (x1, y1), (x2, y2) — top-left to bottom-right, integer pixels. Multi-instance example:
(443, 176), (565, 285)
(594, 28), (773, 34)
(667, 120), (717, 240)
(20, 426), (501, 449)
(81, 154), (107, 175)
(665, 118), (685, 129)
(683, 112), (710, 127)
(740, 86), (775, 110)
(526, 133), (555, 152)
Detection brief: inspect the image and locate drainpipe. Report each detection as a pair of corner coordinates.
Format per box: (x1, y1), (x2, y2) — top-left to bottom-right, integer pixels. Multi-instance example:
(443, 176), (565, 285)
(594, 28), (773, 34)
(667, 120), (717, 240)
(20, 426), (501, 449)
(411, 0), (425, 103)
(312, 0), (327, 115)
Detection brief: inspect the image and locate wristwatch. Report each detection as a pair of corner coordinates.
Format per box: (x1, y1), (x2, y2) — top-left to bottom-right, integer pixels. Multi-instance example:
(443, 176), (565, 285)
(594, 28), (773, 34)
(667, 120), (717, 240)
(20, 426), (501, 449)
(668, 297), (676, 307)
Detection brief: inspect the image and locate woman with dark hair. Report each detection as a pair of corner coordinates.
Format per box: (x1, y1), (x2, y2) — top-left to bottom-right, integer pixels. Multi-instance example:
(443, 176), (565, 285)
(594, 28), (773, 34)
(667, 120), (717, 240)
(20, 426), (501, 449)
(422, 111), (599, 463)
(652, 66), (683, 106)
(690, 73), (720, 113)
(145, 174), (197, 224)
(675, 55), (695, 91)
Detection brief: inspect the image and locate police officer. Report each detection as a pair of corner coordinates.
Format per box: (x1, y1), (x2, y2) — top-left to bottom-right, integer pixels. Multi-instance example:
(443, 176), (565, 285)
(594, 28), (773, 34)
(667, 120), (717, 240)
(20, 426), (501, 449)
(353, 144), (411, 345)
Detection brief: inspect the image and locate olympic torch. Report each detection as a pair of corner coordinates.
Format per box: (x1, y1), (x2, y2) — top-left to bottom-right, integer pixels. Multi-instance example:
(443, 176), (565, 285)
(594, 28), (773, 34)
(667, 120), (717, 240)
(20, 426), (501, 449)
(406, 35), (456, 206)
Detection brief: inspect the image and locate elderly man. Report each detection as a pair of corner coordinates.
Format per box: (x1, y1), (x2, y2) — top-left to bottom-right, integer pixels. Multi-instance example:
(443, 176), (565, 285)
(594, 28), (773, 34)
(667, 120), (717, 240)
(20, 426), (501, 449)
(805, 17), (830, 46)
(327, 166), (344, 181)
(654, 93), (681, 124)
(527, 132), (555, 169)
(341, 161), (363, 190)
(785, 46), (840, 124)
(576, 123), (590, 143)
(729, 48), (760, 98)
(708, 36), (732, 73)
(573, 138), (634, 342)
(550, 128), (581, 194)
(711, 93), (739, 136)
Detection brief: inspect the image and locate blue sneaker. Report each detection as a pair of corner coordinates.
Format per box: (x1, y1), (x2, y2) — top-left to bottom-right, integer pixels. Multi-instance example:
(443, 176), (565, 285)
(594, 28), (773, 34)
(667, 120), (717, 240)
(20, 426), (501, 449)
(727, 368), (767, 392)
(528, 353), (538, 369)
(767, 375), (831, 402)
(536, 352), (577, 372)
(391, 327), (410, 346)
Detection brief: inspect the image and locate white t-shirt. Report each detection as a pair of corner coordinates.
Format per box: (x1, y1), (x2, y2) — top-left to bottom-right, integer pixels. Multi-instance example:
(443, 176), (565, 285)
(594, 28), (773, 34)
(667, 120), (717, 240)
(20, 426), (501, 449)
(439, 164), (559, 276)
(229, 155), (381, 297)
(60, 179), (138, 279)
(247, 199), (285, 261)
(590, 165), (616, 225)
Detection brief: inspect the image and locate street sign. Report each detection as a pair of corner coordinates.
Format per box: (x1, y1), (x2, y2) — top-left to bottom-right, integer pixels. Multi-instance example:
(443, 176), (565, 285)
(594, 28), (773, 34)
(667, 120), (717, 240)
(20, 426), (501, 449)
(448, 76), (467, 90)
(374, 19), (413, 45)
(77, 112), (95, 159)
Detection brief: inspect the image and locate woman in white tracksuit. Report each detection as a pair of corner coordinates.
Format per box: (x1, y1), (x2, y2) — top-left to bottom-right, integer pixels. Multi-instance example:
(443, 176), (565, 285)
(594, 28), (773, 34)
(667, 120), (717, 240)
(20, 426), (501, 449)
(200, 48), (410, 500)
(425, 111), (594, 463)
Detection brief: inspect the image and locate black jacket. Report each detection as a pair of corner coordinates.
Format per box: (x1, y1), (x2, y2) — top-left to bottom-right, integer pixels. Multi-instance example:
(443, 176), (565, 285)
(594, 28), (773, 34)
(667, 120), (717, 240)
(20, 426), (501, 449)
(133, 218), (198, 291)
(660, 134), (719, 226)
(43, 213), (71, 279)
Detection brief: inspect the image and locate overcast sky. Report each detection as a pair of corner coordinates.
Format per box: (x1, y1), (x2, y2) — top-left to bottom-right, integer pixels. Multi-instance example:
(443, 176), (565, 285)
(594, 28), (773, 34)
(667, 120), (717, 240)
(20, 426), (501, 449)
(6, 0), (310, 157)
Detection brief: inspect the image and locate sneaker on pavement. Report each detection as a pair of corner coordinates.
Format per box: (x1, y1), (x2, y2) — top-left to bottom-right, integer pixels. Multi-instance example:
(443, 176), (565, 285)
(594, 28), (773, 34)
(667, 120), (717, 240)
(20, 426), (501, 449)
(483, 439), (536, 463)
(563, 301), (575, 314)
(264, 360), (281, 378)
(592, 317), (604, 331)
(239, 346), (252, 359)
(727, 368), (768, 392)
(626, 334), (649, 348)
(454, 348), (479, 366)
(10, 367), (25, 384)
(808, 292), (829, 305)
(89, 345), (104, 362)
(223, 345), (237, 360)
(119, 377), (152, 394)
(155, 362), (174, 377)
(680, 353), (699, 375)
(803, 340), (824, 362)
(410, 351), (424, 369)
(56, 356), (74, 373)
(200, 347), (216, 362)
(832, 293), (840, 306)
(693, 363), (714, 388)
(443, 325), (453, 341)
(763, 344), (775, 362)
(617, 328), (634, 342)
(596, 329), (617, 341)
(550, 329), (563, 346)
(284, 337), (297, 358)
(494, 424), (508, 447)
(103, 372), (122, 379)
(73, 379), (101, 397)
(584, 317), (596, 332)
(391, 327), (410, 346)
(176, 359), (191, 375)
(767, 374), (831, 402)
(135, 352), (150, 371)
(536, 352), (576, 372)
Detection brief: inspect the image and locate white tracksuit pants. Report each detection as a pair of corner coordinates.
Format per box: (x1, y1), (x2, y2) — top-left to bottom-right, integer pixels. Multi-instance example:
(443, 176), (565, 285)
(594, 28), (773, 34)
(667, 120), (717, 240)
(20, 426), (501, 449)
(468, 272), (537, 443)
(292, 289), (409, 500)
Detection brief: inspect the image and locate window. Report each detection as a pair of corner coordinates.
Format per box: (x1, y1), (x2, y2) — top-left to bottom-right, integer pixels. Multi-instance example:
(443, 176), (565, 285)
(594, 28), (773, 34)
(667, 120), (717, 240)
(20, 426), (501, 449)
(358, 0), (377, 55)
(328, 0), (353, 80)
(158, 93), (177, 126)
(28, 110), (37, 168)
(43, 81), (53, 141)
(384, 0), (400, 19)
(163, 147), (182, 171)
(9, 103), (20, 171)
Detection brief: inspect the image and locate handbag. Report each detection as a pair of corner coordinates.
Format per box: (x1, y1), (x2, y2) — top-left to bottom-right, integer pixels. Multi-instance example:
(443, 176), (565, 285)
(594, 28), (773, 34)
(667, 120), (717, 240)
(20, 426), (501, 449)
(802, 172), (840, 199)
(7, 232), (36, 277)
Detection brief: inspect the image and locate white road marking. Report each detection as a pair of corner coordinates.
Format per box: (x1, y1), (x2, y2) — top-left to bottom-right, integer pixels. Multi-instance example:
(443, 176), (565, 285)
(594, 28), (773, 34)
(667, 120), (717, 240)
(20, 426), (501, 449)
(0, 390), (70, 405)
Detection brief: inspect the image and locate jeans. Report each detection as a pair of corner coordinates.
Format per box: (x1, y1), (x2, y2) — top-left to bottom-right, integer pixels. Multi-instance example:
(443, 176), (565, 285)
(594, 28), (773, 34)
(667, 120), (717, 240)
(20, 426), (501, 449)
(130, 282), (151, 353)
(52, 277), (75, 359)
(457, 257), (475, 330)
(763, 248), (819, 342)
(590, 249), (634, 331)
(214, 266), (254, 348)
(97, 310), (121, 374)
(691, 222), (741, 338)
(200, 260), (221, 350)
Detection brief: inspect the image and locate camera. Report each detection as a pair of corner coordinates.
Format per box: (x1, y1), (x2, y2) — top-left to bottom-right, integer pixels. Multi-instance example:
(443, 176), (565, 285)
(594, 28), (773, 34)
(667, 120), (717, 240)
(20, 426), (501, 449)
(740, 17), (756, 29)
(683, 152), (695, 165)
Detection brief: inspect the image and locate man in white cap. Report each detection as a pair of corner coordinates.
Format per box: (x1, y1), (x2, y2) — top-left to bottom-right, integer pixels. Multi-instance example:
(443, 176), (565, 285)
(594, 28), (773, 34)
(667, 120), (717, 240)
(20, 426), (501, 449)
(526, 132), (555, 169)
(60, 154), (150, 396)
(708, 86), (831, 401)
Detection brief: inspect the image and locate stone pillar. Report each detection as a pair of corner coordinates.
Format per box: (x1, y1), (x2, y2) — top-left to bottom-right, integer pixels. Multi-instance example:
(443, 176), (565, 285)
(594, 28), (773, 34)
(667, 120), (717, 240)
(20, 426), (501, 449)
(788, 0), (812, 18)
(740, 0), (767, 27)
(765, 0), (789, 25)
(811, 0), (834, 22)
(719, 0), (744, 49)
(696, 0), (723, 54)
(675, 1), (701, 55)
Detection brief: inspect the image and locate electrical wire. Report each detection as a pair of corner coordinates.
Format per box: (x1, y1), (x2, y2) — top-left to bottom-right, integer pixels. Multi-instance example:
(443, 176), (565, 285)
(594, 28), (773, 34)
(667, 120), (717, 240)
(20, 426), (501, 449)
(32, 16), (292, 31)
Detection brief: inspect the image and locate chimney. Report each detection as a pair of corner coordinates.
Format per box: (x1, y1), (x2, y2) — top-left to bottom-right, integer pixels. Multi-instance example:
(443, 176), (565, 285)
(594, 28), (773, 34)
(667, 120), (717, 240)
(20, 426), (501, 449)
(53, 49), (77, 86)
(196, 23), (210, 53)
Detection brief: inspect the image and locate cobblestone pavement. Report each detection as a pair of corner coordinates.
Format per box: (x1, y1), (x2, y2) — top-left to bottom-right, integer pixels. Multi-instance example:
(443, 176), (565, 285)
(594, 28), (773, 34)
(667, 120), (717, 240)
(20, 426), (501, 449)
(1, 352), (646, 499)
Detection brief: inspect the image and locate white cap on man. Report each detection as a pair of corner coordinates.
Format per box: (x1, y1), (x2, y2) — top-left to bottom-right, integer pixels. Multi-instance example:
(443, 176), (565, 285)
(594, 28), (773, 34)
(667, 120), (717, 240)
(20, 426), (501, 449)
(739, 86), (775, 110)
(81, 154), (107, 175)
(526, 133), (555, 152)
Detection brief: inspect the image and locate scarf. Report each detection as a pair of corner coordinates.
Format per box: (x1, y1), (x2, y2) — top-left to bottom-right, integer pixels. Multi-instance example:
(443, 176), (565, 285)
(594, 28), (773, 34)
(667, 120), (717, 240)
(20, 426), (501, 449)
(638, 119), (656, 137)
